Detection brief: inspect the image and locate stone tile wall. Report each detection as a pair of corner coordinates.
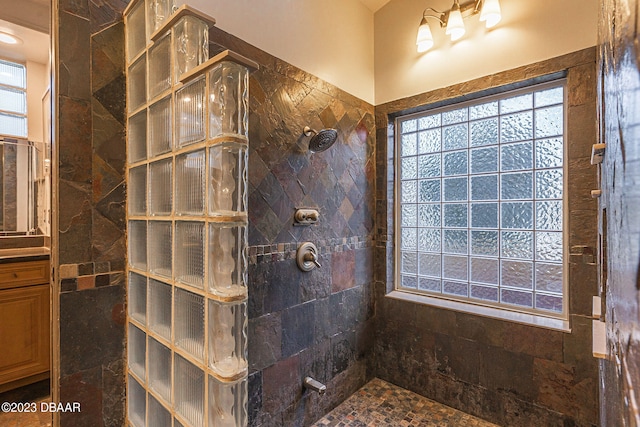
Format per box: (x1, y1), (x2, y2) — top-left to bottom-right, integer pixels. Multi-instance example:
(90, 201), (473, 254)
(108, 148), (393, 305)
(374, 48), (600, 427)
(53, 0), (127, 425)
(598, 1), (640, 425)
(207, 27), (377, 427)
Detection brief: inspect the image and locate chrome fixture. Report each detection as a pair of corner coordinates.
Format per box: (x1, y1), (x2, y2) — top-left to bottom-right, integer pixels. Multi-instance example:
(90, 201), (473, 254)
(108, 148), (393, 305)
(297, 242), (321, 272)
(294, 208), (320, 226)
(303, 126), (338, 153)
(303, 377), (326, 395)
(416, 0), (502, 52)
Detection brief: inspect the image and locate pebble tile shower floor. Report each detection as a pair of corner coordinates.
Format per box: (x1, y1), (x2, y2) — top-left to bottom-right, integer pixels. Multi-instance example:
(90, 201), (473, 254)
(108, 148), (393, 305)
(313, 378), (499, 427)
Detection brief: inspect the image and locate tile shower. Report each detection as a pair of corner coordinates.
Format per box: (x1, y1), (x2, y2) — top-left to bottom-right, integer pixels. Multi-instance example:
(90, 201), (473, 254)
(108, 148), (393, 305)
(124, 2), (256, 426)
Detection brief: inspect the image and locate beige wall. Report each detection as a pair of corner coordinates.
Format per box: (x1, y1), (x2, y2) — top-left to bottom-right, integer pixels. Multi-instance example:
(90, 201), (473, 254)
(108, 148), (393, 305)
(374, 0), (599, 104)
(187, 0), (376, 104)
(26, 60), (47, 143)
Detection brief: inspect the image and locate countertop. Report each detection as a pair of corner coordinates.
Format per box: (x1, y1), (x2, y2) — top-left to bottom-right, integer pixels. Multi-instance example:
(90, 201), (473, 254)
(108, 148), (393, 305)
(0, 247), (50, 264)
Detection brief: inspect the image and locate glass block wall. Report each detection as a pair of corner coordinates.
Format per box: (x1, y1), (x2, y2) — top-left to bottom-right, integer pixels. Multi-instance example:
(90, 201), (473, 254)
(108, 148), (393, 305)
(124, 1), (252, 426)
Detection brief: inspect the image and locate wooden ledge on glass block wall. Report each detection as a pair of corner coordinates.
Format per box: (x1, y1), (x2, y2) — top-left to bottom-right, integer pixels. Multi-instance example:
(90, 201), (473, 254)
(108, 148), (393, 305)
(150, 4), (217, 42)
(210, 369), (248, 384)
(179, 49), (260, 84)
(209, 134), (249, 147)
(209, 213), (248, 224)
(209, 292), (248, 304)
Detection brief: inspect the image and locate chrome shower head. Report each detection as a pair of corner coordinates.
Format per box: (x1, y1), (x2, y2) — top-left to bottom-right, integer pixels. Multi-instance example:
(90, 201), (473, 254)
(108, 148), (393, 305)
(303, 126), (338, 153)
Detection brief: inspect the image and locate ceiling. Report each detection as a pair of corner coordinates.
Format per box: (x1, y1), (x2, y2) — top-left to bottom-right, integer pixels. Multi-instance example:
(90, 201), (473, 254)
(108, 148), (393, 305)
(359, 0), (391, 12)
(0, 19), (49, 64)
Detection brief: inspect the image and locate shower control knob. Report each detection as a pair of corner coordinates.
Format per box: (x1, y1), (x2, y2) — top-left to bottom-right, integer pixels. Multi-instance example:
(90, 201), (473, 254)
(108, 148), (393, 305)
(297, 242), (321, 272)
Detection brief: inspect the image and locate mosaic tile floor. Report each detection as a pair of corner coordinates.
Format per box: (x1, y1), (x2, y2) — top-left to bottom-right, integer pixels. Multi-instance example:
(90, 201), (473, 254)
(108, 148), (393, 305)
(313, 378), (499, 427)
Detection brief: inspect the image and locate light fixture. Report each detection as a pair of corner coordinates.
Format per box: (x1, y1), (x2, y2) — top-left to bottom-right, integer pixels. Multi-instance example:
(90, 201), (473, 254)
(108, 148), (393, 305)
(0, 31), (20, 45)
(416, 0), (502, 52)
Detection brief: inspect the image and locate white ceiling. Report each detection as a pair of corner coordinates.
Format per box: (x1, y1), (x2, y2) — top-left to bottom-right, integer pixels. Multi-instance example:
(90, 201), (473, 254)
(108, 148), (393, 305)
(359, 0), (391, 12)
(0, 19), (49, 64)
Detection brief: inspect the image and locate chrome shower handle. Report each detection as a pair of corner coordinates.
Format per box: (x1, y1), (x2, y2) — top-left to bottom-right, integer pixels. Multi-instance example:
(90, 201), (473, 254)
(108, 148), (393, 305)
(297, 242), (321, 271)
(303, 251), (321, 268)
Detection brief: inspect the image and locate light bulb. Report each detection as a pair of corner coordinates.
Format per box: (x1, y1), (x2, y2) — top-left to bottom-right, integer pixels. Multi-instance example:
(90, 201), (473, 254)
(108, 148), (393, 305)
(416, 17), (434, 53)
(445, 1), (465, 41)
(0, 32), (19, 45)
(480, 0), (502, 28)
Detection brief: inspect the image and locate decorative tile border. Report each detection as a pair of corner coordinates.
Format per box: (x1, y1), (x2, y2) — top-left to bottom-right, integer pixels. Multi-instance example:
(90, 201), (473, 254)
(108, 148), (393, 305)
(59, 261), (124, 293)
(248, 235), (373, 265)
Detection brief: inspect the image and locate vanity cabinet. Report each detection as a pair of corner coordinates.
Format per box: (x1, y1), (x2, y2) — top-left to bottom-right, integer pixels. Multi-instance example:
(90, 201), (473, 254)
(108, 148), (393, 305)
(0, 260), (50, 391)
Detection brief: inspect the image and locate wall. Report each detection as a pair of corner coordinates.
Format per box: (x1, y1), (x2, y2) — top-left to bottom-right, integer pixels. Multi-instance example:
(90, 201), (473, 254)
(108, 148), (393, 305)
(598, 0), (640, 424)
(374, 48), (600, 426)
(374, 0), (599, 104)
(52, 0), (128, 425)
(205, 26), (377, 426)
(184, 0), (375, 104)
(26, 60), (47, 143)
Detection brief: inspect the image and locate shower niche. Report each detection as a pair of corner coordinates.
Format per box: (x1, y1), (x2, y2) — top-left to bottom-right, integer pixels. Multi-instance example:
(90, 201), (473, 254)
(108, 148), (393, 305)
(124, 2), (257, 426)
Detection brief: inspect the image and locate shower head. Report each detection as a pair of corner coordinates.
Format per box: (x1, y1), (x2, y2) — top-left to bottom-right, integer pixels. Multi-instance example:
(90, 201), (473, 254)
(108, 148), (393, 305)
(303, 126), (338, 153)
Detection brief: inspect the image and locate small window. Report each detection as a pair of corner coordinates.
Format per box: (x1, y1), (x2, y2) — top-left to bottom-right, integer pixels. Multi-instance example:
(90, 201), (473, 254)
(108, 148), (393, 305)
(396, 80), (566, 318)
(0, 59), (27, 138)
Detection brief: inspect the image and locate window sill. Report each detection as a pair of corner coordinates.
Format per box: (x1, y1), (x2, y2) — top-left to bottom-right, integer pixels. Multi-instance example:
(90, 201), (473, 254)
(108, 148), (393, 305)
(387, 290), (571, 332)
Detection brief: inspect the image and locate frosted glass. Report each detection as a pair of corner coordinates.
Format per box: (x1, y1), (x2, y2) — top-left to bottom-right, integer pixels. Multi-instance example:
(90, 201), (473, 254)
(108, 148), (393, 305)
(418, 129), (441, 153)
(535, 231), (563, 261)
(175, 221), (205, 288)
(471, 230), (498, 256)
(418, 114), (440, 130)
(501, 231), (533, 259)
(470, 284), (498, 301)
(443, 281), (468, 296)
(535, 106), (563, 138)
(0, 87), (26, 114)
(148, 394), (171, 427)
(173, 15), (209, 80)
(401, 252), (417, 274)
(148, 279), (172, 340)
(470, 118), (498, 146)
(536, 201), (562, 231)
(147, 0), (175, 36)
(501, 172), (533, 200)
(417, 153), (440, 178)
(149, 159), (173, 215)
(401, 228), (417, 250)
(418, 179), (441, 202)
(401, 133), (417, 156)
(128, 324), (146, 380)
(128, 272), (147, 324)
(176, 76), (206, 146)
(501, 141), (533, 171)
(0, 59), (25, 88)
(501, 202), (533, 229)
(418, 229), (440, 252)
(471, 203), (498, 228)
(443, 229), (467, 253)
(149, 96), (172, 157)
(401, 157), (417, 180)
(418, 204), (440, 227)
(0, 113), (26, 137)
(148, 221), (172, 278)
(128, 165), (147, 215)
(442, 107), (468, 124)
(535, 262), (563, 293)
(536, 137), (563, 168)
(470, 257), (498, 284)
(175, 288), (205, 360)
(536, 294), (563, 312)
(402, 119), (417, 133)
(401, 275), (417, 288)
(501, 289), (533, 308)
(443, 204), (467, 228)
(128, 55), (147, 111)
(208, 300), (248, 379)
(209, 377), (248, 427)
(470, 147), (498, 173)
(500, 112), (532, 143)
(536, 169), (563, 199)
(209, 62), (249, 139)
(174, 354), (205, 427)
(443, 177), (467, 201)
(469, 101), (498, 120)
(176, 150), (206, 215)
(128, 111), (147, 163)
(128, 220), (147, 271)
(125, 0), (146, 63)
(418, 278), (441, 291)
(443, 124), (468, 150)
(148, 33), (172, 99)
(209, 144), (248, 216)
(500, 93), (532, 114)
(419, 253), (441, 277)
(148, 337), (171, 403)
(535, 87), (564, 107)
(471, 175), (497, 200)
(401, 205), (417, 227)
(401, 181), (417, 203)
(444, 150), (467, 175)
(209, 223), (247, 299)
(128, 376), (146, 427)
(501, 260), (533, 289)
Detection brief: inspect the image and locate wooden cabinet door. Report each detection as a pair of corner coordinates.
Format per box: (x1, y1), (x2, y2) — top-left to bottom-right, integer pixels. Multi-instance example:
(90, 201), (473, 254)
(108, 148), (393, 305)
(0, 284), (50, 386)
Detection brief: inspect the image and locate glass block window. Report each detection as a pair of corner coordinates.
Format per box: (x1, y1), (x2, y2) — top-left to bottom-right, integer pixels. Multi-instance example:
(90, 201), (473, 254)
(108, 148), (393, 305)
(0, 59), (27, 137)
(396, 81), (566, 317)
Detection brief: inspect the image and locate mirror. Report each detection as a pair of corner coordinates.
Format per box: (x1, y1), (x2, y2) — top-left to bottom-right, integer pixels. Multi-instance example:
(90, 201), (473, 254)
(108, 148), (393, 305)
(0, 1), (51, 238)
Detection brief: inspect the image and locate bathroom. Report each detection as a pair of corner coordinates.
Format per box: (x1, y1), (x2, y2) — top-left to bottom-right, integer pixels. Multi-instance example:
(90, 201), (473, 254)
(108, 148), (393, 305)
(0, 0), (638, 426)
